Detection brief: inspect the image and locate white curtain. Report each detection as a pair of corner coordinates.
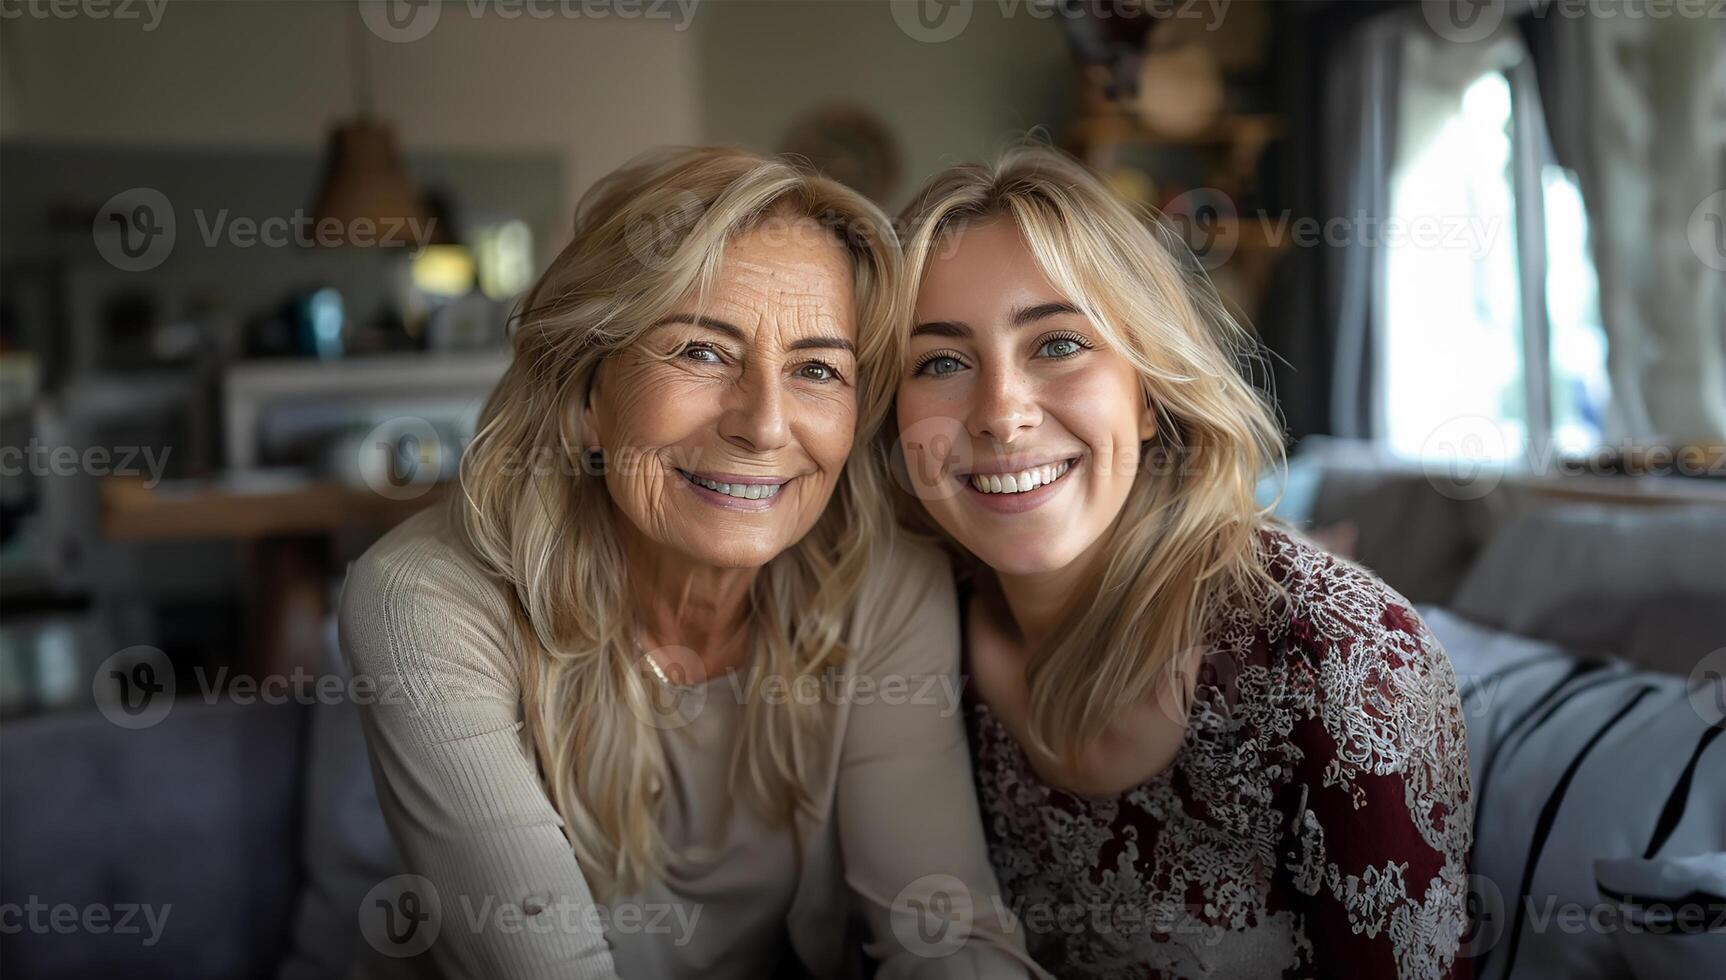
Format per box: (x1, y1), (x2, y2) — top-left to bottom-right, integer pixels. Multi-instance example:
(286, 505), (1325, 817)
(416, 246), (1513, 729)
(1526, 5), (1726, 446)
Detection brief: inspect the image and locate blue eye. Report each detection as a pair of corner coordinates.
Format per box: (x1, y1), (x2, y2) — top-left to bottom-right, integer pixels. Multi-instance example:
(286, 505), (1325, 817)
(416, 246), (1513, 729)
(681, 343), (722, 363)
(915, 354), (965, 377)
(1038, 337), (1083, 359)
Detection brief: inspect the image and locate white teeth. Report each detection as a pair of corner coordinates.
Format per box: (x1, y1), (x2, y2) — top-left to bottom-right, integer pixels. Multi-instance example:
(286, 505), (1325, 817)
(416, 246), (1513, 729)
(969, 460), (1072, 495)
(686, 472), (782, 499)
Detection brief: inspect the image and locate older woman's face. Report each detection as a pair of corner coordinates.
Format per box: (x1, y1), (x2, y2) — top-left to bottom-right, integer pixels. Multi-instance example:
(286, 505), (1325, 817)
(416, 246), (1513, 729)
(585, 218), (859, 569)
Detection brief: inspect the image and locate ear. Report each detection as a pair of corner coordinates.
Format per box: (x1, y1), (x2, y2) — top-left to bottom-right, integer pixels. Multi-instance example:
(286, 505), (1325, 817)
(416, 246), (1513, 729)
(1139, 395), (1159, 442)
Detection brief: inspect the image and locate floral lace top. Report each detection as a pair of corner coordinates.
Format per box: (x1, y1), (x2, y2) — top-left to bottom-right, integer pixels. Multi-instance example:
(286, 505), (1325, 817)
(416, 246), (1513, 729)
(967, 527), (1474, 980)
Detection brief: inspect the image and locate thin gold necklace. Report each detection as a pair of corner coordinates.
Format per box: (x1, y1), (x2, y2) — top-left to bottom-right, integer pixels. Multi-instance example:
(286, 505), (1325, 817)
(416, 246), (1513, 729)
(638, 631), (676, 686)
(632, 613), (751, 688)
(632, 628), (676, 687)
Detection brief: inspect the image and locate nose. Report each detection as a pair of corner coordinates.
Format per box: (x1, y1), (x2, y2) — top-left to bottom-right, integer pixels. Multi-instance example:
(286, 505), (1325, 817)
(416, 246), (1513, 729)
(967, 360), (1040, 444)
(718, 370), (790, 454)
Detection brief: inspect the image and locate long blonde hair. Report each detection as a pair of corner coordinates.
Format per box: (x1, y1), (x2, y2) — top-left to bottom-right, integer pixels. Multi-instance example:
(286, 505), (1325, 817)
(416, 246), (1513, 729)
(890, 144), (1286, 764)
(458, 146), (901, 897)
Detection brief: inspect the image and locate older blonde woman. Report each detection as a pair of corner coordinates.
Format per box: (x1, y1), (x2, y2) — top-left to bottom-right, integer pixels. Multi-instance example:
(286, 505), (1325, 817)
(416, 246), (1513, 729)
(340, 148), (1039, 979)
(888, 147), (1474, 978)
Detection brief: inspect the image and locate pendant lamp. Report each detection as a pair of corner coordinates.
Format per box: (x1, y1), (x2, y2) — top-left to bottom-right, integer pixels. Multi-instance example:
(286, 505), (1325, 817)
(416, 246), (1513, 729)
(310, 6), (431, 248)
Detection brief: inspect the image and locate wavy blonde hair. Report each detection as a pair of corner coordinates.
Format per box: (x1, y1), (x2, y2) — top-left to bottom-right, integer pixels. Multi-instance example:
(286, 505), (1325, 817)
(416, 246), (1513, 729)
(457, 146), (901, 898)
(889, 144), (1286, 764)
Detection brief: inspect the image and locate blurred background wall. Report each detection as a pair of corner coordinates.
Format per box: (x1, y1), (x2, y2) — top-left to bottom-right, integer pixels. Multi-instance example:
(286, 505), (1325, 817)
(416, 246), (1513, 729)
(0, 0), (703, 214)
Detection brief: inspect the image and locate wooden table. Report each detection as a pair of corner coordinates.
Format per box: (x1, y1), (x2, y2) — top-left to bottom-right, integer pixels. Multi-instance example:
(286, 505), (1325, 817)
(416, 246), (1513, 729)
(102, 472), (443, 540)
(102, 472), (446, 675)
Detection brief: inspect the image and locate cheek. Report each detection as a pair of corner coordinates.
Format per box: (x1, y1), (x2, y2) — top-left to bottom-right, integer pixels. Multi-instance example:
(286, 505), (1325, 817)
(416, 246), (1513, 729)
(894, 386), (934, 430)
(894, 386), (968, 452)
(1047, 364), (1146, 475)
(796, 393), (859, 472)
(599, 364), (719, 447)
(895, 389), (972, 494)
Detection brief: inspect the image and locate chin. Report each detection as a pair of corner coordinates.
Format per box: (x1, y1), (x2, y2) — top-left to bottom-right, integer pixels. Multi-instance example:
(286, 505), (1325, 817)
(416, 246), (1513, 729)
(960, 533), (1087, 579)
(686, 534), (792, 570)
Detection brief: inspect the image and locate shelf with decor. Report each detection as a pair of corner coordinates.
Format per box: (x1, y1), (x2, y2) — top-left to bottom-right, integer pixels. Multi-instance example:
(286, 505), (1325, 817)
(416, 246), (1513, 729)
(1061, 60), (1288, 327)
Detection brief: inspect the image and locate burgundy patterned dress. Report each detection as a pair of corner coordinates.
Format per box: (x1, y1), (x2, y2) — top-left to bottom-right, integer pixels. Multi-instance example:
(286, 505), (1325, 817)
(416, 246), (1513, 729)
(968, 528), (1474, 980)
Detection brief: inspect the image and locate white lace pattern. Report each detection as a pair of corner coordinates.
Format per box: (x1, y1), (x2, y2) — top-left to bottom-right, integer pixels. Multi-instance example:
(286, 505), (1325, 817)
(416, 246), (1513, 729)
(969, 529), (1474, 980)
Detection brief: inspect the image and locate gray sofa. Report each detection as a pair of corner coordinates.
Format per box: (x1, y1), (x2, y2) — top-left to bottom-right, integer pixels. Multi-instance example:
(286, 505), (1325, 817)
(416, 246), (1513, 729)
(0, 622), (402, 980)
(0, 699), (305, 978)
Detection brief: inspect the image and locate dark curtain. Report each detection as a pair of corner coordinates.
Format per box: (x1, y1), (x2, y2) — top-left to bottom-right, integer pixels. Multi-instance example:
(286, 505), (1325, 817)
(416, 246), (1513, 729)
(1262, 1), (1408, 444)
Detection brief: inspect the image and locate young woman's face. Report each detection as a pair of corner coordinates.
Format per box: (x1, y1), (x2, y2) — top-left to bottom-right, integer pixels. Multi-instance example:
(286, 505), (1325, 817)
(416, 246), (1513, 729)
(585, 218), (859, 569)
(896, 219), (1154, 578)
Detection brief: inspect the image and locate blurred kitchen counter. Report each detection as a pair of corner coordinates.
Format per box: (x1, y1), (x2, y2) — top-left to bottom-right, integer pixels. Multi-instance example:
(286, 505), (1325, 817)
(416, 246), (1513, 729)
(101, 471), (447, 677)
(101, 470), (445, 540)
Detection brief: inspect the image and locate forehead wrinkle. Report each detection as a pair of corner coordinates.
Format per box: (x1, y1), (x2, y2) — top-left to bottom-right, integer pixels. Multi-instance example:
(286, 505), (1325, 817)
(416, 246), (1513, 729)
(698, 291), (853, 350)
(710, 307), (854, 357)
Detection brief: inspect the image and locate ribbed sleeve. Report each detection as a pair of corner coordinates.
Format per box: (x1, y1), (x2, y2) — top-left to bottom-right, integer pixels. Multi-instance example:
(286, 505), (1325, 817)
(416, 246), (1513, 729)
(339, 515), (621, 980)
(842, 537), (1045, 979)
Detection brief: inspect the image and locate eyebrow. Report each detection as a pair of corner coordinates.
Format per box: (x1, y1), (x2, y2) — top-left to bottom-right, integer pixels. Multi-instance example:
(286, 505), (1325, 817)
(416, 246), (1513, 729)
(910, 301), (1080, 340)
(909, 320), (969, 339)
(1012, 301), (1080, 325)
(654, 314), (746, 343)
(787, 336), (856, 354)
(652, 314), (855, 354)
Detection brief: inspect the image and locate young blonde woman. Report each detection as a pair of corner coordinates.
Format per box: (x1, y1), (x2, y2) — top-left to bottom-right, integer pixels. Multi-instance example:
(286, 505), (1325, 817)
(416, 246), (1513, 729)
(889, 147), (1474, 979)
(341, 148), (1040, 979)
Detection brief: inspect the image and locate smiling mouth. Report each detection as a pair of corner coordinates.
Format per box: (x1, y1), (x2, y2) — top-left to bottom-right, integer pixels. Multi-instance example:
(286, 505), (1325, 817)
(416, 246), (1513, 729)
(677, 469), (787, 500)
(961, 458), (1079, 495)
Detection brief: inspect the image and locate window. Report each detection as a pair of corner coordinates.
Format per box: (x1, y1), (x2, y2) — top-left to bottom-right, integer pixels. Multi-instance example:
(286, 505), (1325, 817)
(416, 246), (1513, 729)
(1382, 57), (1609, 463)
(1542, 162), (1611, 454)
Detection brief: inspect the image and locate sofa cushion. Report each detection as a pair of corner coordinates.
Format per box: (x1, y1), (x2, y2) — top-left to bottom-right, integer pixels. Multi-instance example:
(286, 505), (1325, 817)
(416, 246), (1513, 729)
(1269, 439), (1501, 604)
(1448, 504), (1726, 675)
(276, 614), (406, 980)
(0, 699), (305, 980)
(1421, 606), (1726, 980)
(1593, 851), (1726, 980)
